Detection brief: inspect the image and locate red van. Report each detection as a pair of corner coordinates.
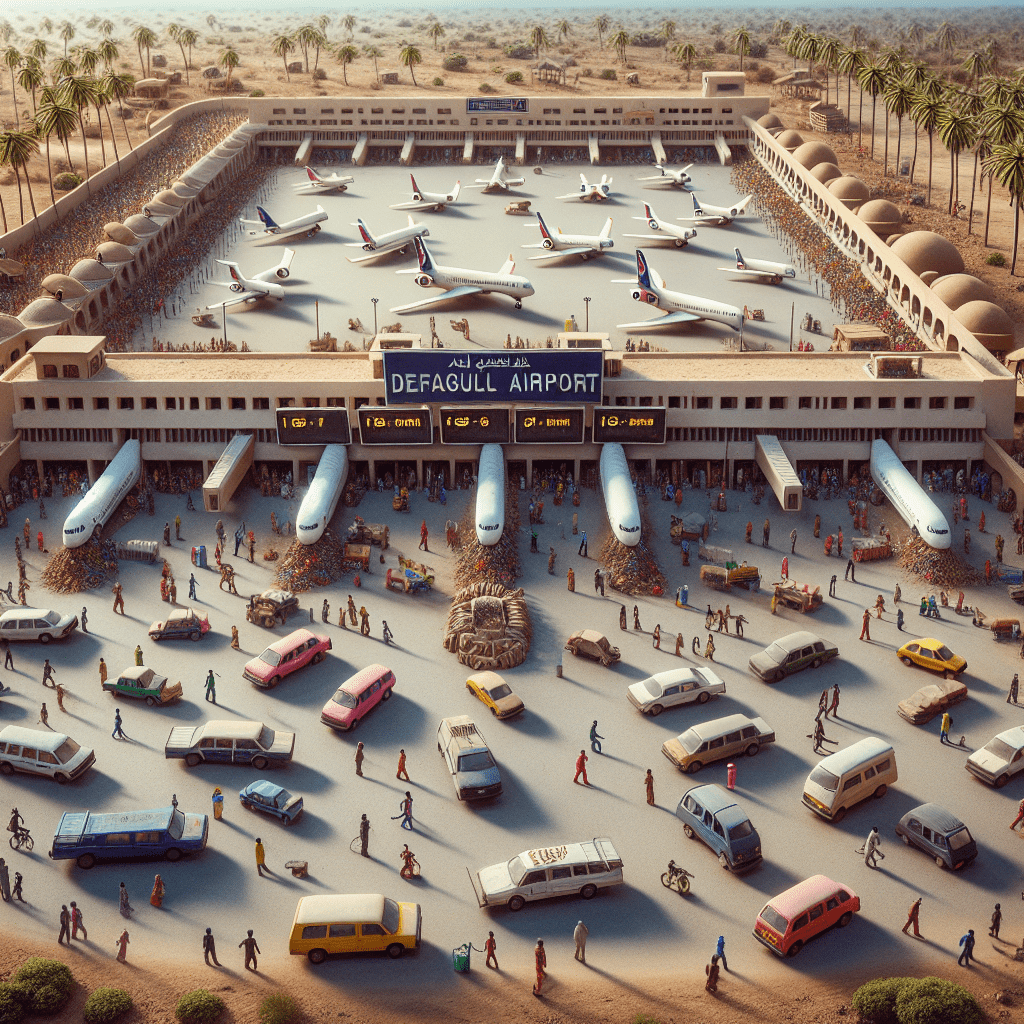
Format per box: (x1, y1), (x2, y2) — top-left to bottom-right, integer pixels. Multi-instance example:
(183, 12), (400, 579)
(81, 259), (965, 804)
(753, 875), (860, 957)
(320, 664), (396, 731)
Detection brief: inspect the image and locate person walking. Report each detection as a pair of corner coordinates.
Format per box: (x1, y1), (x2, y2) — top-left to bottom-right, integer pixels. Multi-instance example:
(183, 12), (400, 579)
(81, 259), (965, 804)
(41, 659), (55, 687)
(837, 528), (844, 558)
(255, 837), (268, 877)
(705, 954), (721, 994)
(902, 897), (922, 937)
(396, 792), (414, 830)
(940, 711), (952, 744)
(53, 683), (67, 713)
(188, 574), (198, 601)
(894, 583), (901, 605)
(354, 741), (365, 777)
(382, 620), (394, 645)
(532, 939), (547, 997)
(745, 521), (753, 544)
(574, 920), (589, 964)
(567, 567), (575, 593)
(845, 558), (855, 582)
(2, 640), (12, 671)
(212, 787), (223, 821)
(114, 930), (130, 963)
(396, 749), (410, 781)
(111, 582), (124, 614)
(98, 657), (107, 687)
(230, 626), (240, 650)
(619, 605), (627, 630)
(829, 574), (837, 598)
(578, 531), (588, 557)
(239, 930), (261, 971)
(175, 514), (181, 541)
(863, 826), (884, 869)
(957, 929), (976, 967)
(163, 522), (171, 546)
(812, 718), (828, 754)
(204, 670), (217, 704)
(399, 844), (417, 880)
(734, 614), (747, 638)
(594, 570), (604, 597)
(762, 519), (770, 547)
(150, 874), (165, 908)
(233, 523), (244, 558)
(547, 547), (557, 575)
(133, 645), (143, 667)
(347, 596), (357, 626)
(704, 633), (715, 661)
(112, 708), (128, 740)
(118, 882), (134, 919)
(38, 702), (49, 728)
(484, 930), (498, 970)
(1009, 674), (1020, 705)
(860, 608), (871, 642)
(633, 605), (642, 631)
(10, 871), (22, 903)
(203, 927), (222, 966)
(80, 607), (88, 634)
(874, 594), (886, 618)
(70, 901), (86, 941)
(645, 768), (655, 806)
(590, 721), (604, 754)
(675, 632), (685, 655)
(817, 689), (828, 720)
(990, 903), (1002, 939)
(359, 606), (370, 636)
(790, 528), (797, 554)
(715, 935), (728, 971)
(573, 749), (589, 785)
(1011, 796), (1024, 832)
(897, 608), (905, 631)
(58, 904), (71, 945)
(419, 520), (429, 552)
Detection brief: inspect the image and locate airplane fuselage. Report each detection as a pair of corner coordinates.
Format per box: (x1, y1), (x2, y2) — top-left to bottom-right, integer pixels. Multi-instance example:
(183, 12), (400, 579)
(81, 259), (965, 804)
(636, 286), (743, 330)
(417, 268), (534, 300)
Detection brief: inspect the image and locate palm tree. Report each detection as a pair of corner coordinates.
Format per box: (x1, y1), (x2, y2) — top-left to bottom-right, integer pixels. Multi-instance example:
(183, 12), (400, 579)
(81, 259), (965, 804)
(910, 88), (945, 204)
(206, 14), (216, 32)
(28, 39), (46, 62)
(218, 47), (239, 91)
(57, 19), (75, 57)
(399, 44), (421, 86)
(983, 138), (1024, 273)
(798, 31), (821, 78)
(979, 104), (1024, 243)
(343, 15), (356, 37)
(556, 19), (571, 44)
(934, 21), (960, 62)
(784, 25), (806, 70)
(936, 105), (976, 216)
(100, 69), (133, 152)
(674, 42), (697, 83)
(3, 47), (20, 127)
(294, 24), (317, 73)
(98, 19), (114, 38)
(39, 17), (52, 36)
(954, 88), (986, 233)
(316, 14), (330, 34)
(427, 22), (445, 50)
(593, 14), (609, 50)
(529, 25), (550, 60)
(884, 73), (915, 182)
(51, 55), (75, 83)
(856, 61), (887, 160)
(97, 37), (118, 72)
(660, 20), (676, 61)
(131, 25), (157, 79)
(335, 44), (357, 85)
(815, 37), (840, 106)
(1, 128), (40, 224)
(57, 74), (96, 189)
(610, 28), (630, 64)
(771, 18), (792, 43)
(92, 76), (119, 170)
(18, 60), (43, 115)
(272, 34), (294, 81)
(961, 50), (993, 90)
(837, 45), (865, 131)
(307, 28), (327, 72)
(732, 26), (751, 72)
(76, 47), (99, 77)
(362, 44), (382, 84)
(178, 29), (198, 84)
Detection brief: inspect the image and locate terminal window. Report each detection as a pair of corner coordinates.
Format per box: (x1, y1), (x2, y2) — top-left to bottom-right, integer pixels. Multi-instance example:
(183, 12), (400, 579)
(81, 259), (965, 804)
(639, 396), (653, 406)
(143, 397), (157, 410)
(669, 396), (681, 408)
(929, 397), (946, 409)
(769, 397), (786, 409)
(119, 397), (134, 410)
(277, 398), (295, 408)
(303, 397), (319, 407)
(190, 397), (200, 410)
(44, 397), (59, 411)
(93, 397), (108, 410)
(231, 398), (246, 411)
(62, 364), (79, 378)
(207, 398), (222, 411)
(253, 397), (270, 410)
(853, 397), (870, 409)
(878, 397), (895, 409)
(68, 397), (83, 410)
(903, 397), (920, 409)
(165, 398), (176, 410)
(831, 397), (847, 409)
(42, 363), (57, 378)
(954, 396), (971, 409)
(695, 397), (711, 409)
(798, 397), (812, 409)
(745, 397), (761, 410)
(720, 397), (737, 409)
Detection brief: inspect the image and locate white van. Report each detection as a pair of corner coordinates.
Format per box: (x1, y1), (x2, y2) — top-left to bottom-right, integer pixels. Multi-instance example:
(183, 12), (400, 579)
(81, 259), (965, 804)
(802, 736), (897, 823)
(0, 725), (95, 783)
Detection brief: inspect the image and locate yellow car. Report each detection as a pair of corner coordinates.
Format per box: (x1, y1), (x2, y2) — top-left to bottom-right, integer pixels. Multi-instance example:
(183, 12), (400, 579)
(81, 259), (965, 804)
(896, 638), (967, 678)
(465, 670), (525, 720)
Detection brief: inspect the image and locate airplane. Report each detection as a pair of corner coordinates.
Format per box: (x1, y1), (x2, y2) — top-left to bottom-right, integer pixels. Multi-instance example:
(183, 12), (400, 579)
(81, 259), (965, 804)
(622, 203), (698, 249)
(390, 236), (534, 313)
(205, 249), (295, 310)
(390, 174), (462, 211)
(239, 205), (328, 246)
(467, 156), (527, 194)
(556, 173), (614, 202)
(677, 191), (753, 226)
(637, 163), (694, 188)
(292, 166), (355, 195)
(521, 212), (614, 261)
(612, 249), (744, 332)
(718, 247), (796, 285)
(345, 215), (430, 263)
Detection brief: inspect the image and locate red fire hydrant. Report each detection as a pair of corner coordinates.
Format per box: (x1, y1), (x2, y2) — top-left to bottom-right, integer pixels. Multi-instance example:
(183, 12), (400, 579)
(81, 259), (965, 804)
(727, 763), (736, 791)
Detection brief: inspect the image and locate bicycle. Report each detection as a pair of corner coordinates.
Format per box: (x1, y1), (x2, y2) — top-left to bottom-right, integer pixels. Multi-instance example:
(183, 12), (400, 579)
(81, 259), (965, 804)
(9, 826), (32, 852)
(661, 859), (694, 896)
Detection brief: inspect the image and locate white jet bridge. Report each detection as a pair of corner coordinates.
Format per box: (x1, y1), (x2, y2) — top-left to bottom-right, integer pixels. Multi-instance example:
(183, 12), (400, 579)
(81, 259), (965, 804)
(755, 435), (802, 512)
(202, 433), (255, 512)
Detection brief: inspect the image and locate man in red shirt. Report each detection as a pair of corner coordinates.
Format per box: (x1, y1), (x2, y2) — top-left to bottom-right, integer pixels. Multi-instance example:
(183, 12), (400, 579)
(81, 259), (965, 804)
(573, 750), (589, 786)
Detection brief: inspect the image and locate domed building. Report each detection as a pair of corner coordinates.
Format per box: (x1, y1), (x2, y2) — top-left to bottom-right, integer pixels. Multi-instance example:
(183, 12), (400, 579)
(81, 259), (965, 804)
(809, 161), (842, 185)
(857, 199), (903, 240)
(69, 259), (114, 285)
(827, 175), (869, 210)
(930, 274), (996, 309)
(19, 296), (73, 330)
(775, 129), (804, 152)
(793, 141), (838, 169)
(103, 223), (140, 246)
(40, 274), (88, 301)
(757, 112), (784, 132)
(889, 231), (964, 279)
(124, 214), (160, 237)
(955, 300), (1015, 352)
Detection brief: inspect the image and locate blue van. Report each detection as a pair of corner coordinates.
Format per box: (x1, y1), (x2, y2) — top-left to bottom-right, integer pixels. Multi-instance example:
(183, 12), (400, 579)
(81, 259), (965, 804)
(49, 805), (209, 869)
(675, 784), (762, 872)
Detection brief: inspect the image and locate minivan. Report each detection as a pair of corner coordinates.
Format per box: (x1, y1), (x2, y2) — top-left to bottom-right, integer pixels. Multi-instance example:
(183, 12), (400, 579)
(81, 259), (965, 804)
(754, 875), (860, 957)
(289, 894), (421, 963)
(675, 784), (762, 871)
(802, 736), (897, 822)
(320, 664), (396, 731)
(0, 725), (95, 783)
(662, 713), (775, 774)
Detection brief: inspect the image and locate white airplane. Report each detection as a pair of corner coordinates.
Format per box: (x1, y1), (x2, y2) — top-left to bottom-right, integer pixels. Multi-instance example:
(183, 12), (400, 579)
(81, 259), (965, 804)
(205, 249), (295, 310)
(391, 237), (534, 313)
(612, 249), (744, 332)
(468, 156), (527, 194)
(622, 203), (698, 249)
(345, 215), (430, 264)
(292, 166), (355, 195)
(718, 247), (797, 285)
(637, 163), (693, 187)
(239, 205), (327, 246)
(556, 173), (614, 202)
(390, 174), (462, 212)
(678, 191), (753, 226)
(522, 212), (614, 261)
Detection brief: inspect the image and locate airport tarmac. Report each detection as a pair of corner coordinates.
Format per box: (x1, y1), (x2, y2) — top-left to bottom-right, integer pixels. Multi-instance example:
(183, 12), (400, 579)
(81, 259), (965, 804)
(2, 481), (1023, 988)
(138, 160), (838, 353)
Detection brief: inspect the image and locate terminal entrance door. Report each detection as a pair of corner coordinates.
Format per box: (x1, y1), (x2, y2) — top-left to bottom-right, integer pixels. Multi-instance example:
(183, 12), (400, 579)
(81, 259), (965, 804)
(454, 461), (478, 490)
(579, 459), (598, 491)
(424, 461), (449, 489)
(507, 460), (526, 491)
(531, 460), (574, 492)
(349, 461), (370, 491)
(41, 460), (88, 497)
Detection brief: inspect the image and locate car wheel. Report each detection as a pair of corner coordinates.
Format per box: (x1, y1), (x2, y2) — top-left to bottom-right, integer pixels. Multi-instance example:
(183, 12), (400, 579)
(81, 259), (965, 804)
(146, 696), (157, 707)
(935, 855), (946, 869)
(77, 853), (96, 869)
(490, 707), (497, 716)
(831, 807), (846, 823)
(189, 631), (201, 642)
(268, 676), (280, 689)
(386, 944), (405, 960)
(348, 714), (359, 730)
(698, 691), (710, 704)
(901, 656), (914, 666)
(682, 824), (695, 839)
(901, 833), (911, 846)
(812, 658), (822, 669)
(568, 644), (578, 656)
(54, 772), (68, 785)
(944, 670), (955, 680)
(649, 704), (663, 716)
(580, 884), (597, 900)
(772, 671), (783, 684)
(165, 847), (182, 862)
(307, 948), (327, 965)
(873, 784), (887, 799)
(996, 773), (1010, 788)
(718, 852), (730, 870)
(252, 756), (269, 770)
(507, 895), (525, 912)
(0, 763), (11, 775)
(381, 687), (392, 701)
(746, 743), (759, 758)
(185, 754), (201, 767)
(312, 651), (325, 664)
(786, 940), (804, 958)
(38, 633), (51, 645)
(687, 760), (703, 774)
(837, 911), (853, 928)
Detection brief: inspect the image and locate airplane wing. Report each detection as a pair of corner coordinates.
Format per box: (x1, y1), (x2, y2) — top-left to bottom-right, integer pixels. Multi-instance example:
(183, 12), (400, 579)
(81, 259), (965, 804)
(617, 311), (702, 329)
(622, 233), (687, 242)
(390, 285), (483, 313)
(717, 267), (783, 281)
(527, 245), (598, 261)
(206, 290), (261, 310)
(390, 200), (440, 211)
(555, 189), (589, 200)
(346, 243), (408, 264)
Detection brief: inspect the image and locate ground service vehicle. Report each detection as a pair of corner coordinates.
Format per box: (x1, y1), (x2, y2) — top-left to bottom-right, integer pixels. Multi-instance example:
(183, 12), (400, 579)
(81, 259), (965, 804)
(289, 894), (421, 963)
(437, 716), (502, 801)
(754, 875), (860, 957)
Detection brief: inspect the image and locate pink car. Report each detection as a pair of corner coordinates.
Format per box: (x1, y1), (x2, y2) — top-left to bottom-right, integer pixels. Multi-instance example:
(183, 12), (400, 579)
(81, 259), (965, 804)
(320, 664), (396, 731)
(243, 628), (332, 689)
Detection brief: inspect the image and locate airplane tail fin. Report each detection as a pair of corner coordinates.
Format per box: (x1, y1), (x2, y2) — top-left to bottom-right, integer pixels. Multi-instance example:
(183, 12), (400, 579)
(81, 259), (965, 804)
(221, 262), (244, 285)
(450, 181), (461, 201)
(256, 206), (278, 230)
(691, 193), (702, 215)
(499, 255), (515, 276)
(357, 219), (376, 246)
(643, 203), (657, 223)
(414, 236), (433, 273)
(305, 166), (321, 183)
(600, 217), (613, 239)
(636, 250), (652, 289)
(536, 212), (553, 241)
(734, 247), (744, 269)
(406, 214), (417, 229)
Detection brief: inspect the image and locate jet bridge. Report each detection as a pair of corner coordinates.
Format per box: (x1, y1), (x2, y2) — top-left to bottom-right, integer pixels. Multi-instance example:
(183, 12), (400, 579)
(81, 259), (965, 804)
(650, 132), (667, 165)
(202, 433), (255, 512)
(294, 133), (313, 166)
(755, 435), (801, 512)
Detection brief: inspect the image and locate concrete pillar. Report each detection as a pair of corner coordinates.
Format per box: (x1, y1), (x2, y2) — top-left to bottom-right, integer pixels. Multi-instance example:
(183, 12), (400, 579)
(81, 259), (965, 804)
(35, 459), (44, 483)
(87, 460), (101, 486)
(842, 459), (849, 484)
(293, 459), (302, 486)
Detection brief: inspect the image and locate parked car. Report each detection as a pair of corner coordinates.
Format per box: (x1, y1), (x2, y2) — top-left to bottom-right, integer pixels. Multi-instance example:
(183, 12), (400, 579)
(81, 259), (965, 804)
(103, 667), (182, 706)
(896, 638), (967, 677)
(894, 803), (976, 870)
(165, 720), (295, 769)
(628, 667), (726, 715)
(148, 608), (211, 642)
(437, 716), (502, 801)
(675, 784), (762, 871)
(239, 780), (304, 825)
(748, 631), (838, 683)
(0, 725), (95, 783)
(466, 671), (525, 720)
(564, 630), (620, 666)
(753, 875), (860, 957)
(663, 714), (775, 774)
(320, 664), (395, 731)
(966, 725), (1024, 787)
(897, 679), (968, 724)
(0, 607), (78, 644)
(243, 628), (331, 688)
(289, 894), (420, 963)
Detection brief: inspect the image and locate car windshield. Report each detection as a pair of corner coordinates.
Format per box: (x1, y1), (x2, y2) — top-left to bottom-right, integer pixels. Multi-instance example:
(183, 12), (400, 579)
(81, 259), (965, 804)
(760, 904), (789, 933)
(458, 751), (495, 772)
(763, 642), (787, 665)
(984, 738), (1017, 762)
(678, 729), (701, 754)
(331, 690), (358, 709)
(382, 898), (400, 934)
(728, 820), (755, 841)
(138, 669), (155, 687)
(948, 827), (972, 850)
(168, 809), (185, 840)
(508, 855), (527, 886)
(43, 610), (61, 625)
(55, 738), (80, 764)
(258, 649), (282, 667)
(935, 646), (954, 661)
(276, 789), (292, 806)
(808, 765), (840, 792)
(642, 678), (663, 697)
(258, 726), (276, 750)
(488, 683), (512, 700)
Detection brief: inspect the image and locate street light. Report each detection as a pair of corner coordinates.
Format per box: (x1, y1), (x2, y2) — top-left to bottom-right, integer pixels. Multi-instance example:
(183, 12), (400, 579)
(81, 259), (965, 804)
(372, 297), (379, 336)
(584, 296), (591, 332)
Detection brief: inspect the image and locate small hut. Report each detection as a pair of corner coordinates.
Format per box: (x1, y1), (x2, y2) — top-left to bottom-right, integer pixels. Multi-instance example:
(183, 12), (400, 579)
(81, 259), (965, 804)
(134, 78), (169, 101)
(772, 71), (824, 100)
(532, 59), (566, 86)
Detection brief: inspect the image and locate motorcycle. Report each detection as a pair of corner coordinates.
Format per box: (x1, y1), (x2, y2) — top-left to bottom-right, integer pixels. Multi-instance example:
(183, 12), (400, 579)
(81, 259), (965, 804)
(660, 859), (694, 896)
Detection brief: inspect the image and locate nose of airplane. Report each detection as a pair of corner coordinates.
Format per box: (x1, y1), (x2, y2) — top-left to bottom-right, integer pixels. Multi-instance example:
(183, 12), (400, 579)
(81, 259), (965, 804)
(523, 281), (536, 296)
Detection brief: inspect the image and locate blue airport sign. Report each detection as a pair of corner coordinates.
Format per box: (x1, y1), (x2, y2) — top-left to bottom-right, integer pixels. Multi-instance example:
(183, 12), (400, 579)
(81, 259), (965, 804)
(384, 350), (603, 406)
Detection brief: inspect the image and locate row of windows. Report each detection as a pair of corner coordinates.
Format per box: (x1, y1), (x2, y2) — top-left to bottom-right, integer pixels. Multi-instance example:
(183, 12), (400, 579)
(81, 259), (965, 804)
(272, 106), (448, 116)
(669, 426), (982, 444)
(23, 428), (113, 443)
(626, 395), (973, 412)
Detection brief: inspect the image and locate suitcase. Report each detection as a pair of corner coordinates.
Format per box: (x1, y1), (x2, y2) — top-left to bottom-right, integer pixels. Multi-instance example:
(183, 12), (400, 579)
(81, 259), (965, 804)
(191, 545), (207, 568)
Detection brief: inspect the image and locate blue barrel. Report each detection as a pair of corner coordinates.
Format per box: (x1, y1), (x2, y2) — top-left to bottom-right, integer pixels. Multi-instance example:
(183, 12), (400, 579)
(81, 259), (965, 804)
(191, 545), (207, 568)
(676, 585), (688, 607)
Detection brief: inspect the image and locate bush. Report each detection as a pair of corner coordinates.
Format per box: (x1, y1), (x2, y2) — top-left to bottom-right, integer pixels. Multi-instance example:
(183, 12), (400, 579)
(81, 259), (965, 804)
(249, 88), (265, 97)
(478, 82), (496, 93)
(505, 70), (523, 83)
(894, 977), (981, 1024)
(53, 171), (81, 192)
(582, 66), (593, 77)
(599, 68), (617, 80)
(259, 994), (300, 1024)
(0, 986), (24, 1024)
(986, 251), (1007, 266)
(175, 990), (225, 1024)
(83, 988), (132, 1024)
(432, 77), (444, 87)
(852, 978), (915, 1024)
(750, 40), (769, 58)
(312, 68), (326, 81)
(9, 959), (74, 1017)
(630, 33), (662, 47)
(463, 31), (477, 42)
(503, 42), (533, 59)
(443, 52), (468, 71)
(753, 66), (775, 83)
(714, 37), (727, 53)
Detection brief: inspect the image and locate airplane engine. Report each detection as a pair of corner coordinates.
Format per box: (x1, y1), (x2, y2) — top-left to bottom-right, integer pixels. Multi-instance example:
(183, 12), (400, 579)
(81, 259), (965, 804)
(411, 192), (423, 202)
(632, 289), (657, 305)
(445, 194), (455, 202)
(648, 218), (659, 230)
(422, 228), (430, 237)
(415, 274), (433, 288)
(362, 243), (375, 251)
(276, 267), (290, 279)
(229, 282), (244, 293)
(542, 238), (555, 250)
(729, 207), (742, 217)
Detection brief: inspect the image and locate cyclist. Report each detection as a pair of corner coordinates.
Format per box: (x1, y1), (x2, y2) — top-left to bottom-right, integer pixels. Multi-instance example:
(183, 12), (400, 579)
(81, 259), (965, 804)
(7, 808), (23, 836)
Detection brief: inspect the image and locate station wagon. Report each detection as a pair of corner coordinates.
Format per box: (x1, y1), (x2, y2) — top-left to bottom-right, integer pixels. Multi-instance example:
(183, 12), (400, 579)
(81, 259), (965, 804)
(289, 894), (421, 963)
(894, 803), (976, 870)
(243, 628), (331, 688)
(749, 631), (838, 683)
(754, 875), (860, 957)
(165, 720), (295, 769)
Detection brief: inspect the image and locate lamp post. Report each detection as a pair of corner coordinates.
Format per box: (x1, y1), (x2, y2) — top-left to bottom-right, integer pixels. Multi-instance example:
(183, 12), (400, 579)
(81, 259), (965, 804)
(584, 296), (591, 332)
(372, 297), (379, 336)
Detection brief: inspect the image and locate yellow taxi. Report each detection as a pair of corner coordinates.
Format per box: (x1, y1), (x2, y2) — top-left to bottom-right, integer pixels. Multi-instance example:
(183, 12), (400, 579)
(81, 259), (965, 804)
(896, 638), (967, 678)
(465, 670), (525, 720)
(289, 894), (421, 963)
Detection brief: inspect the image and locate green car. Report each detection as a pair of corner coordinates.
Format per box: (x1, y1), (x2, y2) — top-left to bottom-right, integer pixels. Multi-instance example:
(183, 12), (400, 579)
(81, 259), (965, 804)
(103, 666), (183, 706)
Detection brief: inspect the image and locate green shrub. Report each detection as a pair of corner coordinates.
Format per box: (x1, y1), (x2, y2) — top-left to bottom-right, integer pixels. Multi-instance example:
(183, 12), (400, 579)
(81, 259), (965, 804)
(599, 68), (617, 80)
(986, 251), (1006, 266)
(83, 988), (132, 1024)
(582, 67), (593, 77)
(249, 88), (265, 97)
(0, 985), (24, 1024)
(443, 53), (468, 71)
(478, 82), (496, 93)
(432, 77), (444, 86)
(312, 68), (326, 81)
(259, 994), (299, 1024)
(505, 71), (523, 83)
(175, 990), (225, 1024)
(852, 978), (915, 1024)
(9, 959), (73, 1017)
(632, 1016), (662, 1024)
(894, 977), (981, 1024)
(503, 42), (533, 59)
(53, 172), (81, 192)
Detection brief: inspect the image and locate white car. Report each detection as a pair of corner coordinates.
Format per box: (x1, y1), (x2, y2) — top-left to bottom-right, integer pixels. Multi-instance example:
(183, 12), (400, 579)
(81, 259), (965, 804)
(966, 725), (1024, 788)
(627, 667), (726, 716)
(0, 607), (78, 644)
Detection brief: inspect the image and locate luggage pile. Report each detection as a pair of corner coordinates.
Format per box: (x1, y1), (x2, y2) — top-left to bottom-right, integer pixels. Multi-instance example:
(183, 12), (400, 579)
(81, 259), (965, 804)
(896, 537), (980, 588)
(454, 492), (521, 590)
(599, 509), (666, 596)
(42, 538), (119, 593)
(274, 531), (351, 592)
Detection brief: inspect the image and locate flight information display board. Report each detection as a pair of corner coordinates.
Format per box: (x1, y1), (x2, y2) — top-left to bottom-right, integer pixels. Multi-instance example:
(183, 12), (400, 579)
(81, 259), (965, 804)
(592, 407), (667, 445)
(514, 407), (585, 445)
(439, 407), (510, 445)
(466, 97), (528, 113)
(357, 407), (433, 446)
(275, 408), (351, 446)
